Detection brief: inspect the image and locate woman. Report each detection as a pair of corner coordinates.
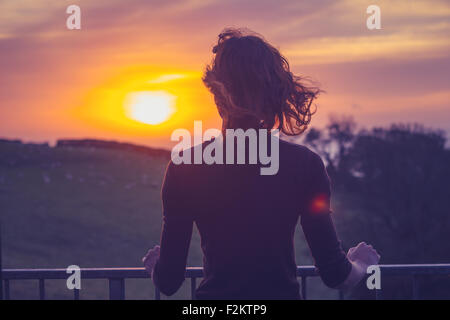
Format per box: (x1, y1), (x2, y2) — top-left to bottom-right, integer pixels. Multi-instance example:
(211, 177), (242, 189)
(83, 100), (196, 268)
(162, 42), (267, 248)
(143, 28), (380, 299)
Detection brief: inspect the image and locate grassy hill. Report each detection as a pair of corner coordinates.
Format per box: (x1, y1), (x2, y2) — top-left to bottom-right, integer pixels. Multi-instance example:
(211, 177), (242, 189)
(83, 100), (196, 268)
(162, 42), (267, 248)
(0, 139), (336, 299)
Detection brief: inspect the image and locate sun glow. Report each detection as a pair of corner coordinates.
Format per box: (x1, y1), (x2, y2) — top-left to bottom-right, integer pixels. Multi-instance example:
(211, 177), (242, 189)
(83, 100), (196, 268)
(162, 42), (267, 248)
(77, 70), (217, 135)
(124, 90), (176, 125)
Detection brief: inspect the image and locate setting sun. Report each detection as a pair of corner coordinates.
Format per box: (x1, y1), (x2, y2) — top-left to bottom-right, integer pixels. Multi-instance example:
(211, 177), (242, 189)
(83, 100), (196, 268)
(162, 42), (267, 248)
(124, 90), (176, 125)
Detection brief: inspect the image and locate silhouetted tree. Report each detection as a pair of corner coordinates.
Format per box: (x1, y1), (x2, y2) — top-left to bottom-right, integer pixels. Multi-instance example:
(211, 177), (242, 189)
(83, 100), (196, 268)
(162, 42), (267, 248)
(303, 115), (357, 183)
(303, 118), (450, 299)
(338, 124), (449, 264)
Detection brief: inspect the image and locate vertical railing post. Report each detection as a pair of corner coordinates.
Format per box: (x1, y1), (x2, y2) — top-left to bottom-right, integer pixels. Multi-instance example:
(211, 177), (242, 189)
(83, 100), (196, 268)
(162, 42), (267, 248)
(375, 288), (383, 300)
(154, 287), (161, 300)
(412, 275), (419, 300)
(109, 278), (125, 300)
(301, 276), (307, 300)
(4, 279), (10, 300)
(191, 277), (197, 300)
(0, 222), (3, 300)
(74, 288), (80, 300)
(39, 279), (45, 300)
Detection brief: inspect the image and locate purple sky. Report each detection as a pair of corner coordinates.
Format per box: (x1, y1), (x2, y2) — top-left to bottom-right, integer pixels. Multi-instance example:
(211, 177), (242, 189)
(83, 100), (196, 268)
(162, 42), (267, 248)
(1, 0), (449, 147)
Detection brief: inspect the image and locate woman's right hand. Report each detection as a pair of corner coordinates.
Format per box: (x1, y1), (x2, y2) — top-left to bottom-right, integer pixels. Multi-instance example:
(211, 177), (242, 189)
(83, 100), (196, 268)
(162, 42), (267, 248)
(347, 241), (380, 269)
(142, 245), (161, 276)
(339, 242), (380, 289)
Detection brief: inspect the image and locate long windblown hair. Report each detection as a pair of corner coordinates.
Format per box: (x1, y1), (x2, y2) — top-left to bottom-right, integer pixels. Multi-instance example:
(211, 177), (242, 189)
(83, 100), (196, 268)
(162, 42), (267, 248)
(203, 28), (321, 136)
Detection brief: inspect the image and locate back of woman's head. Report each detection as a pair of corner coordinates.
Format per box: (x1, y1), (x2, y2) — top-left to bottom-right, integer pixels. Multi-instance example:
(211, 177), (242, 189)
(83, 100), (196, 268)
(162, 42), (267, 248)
(203, 28), (320, 135)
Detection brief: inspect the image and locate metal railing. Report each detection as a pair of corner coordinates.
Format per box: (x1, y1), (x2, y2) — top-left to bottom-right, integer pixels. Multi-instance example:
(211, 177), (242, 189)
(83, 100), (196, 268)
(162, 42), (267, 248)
(2, 264), (450, 300)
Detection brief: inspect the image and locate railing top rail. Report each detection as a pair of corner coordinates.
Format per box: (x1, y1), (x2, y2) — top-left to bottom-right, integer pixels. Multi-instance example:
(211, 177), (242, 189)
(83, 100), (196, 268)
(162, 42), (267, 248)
(377, 264), (450, 275)
(2, 264), (450, 280)
(1, 267), (202, 280)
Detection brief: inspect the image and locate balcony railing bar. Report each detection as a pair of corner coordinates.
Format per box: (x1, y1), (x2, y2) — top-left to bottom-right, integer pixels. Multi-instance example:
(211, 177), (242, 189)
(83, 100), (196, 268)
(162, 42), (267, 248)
(2, 264), (449, 300)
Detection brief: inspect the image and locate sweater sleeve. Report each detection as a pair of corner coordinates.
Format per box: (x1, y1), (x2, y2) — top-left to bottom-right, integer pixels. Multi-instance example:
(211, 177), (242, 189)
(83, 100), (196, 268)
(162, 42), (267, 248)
(299, 152), (352, 288)
(152, 161), (193, 296)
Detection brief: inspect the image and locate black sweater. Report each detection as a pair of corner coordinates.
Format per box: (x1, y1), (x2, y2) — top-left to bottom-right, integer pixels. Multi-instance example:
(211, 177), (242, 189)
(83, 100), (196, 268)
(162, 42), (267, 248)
(153, 139), (352, 299)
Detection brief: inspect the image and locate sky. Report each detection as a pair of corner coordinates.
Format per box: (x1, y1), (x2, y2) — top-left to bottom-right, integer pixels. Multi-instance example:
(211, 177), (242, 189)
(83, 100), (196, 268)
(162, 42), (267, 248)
(1, 0), (449, 148)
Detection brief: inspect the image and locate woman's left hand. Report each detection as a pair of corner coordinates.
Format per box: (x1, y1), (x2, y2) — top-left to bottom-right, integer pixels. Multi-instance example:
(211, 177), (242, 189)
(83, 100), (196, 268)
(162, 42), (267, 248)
(142, 245), (160, 276)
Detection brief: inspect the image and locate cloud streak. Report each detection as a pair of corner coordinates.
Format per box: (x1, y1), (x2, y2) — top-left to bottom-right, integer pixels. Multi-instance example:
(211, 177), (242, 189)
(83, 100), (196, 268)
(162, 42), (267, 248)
(0, 0), (449, 146)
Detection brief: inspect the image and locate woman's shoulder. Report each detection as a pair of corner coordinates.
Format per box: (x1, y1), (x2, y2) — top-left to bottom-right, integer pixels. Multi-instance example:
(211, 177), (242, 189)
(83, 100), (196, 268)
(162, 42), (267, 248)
(279, 139), (322, 163)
